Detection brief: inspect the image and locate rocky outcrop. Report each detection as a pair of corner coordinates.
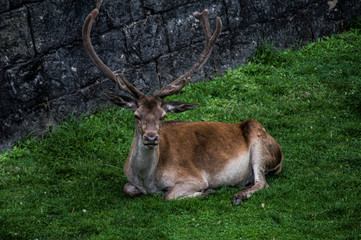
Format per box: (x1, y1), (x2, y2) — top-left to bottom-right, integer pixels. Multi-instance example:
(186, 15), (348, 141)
(1, 0), (360, 152)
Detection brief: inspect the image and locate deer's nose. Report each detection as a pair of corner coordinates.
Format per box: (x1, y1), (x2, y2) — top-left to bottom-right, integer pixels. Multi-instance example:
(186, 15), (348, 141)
(144, 134), (159, 145)
(145, 135), (158, 142)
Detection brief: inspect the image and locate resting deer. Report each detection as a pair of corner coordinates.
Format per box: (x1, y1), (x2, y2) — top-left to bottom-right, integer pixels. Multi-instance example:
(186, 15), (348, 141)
(82, 3), (282, 205)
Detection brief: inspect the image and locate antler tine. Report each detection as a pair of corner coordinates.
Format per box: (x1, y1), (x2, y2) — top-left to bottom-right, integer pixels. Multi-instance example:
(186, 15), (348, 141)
(82, 5), (144, 99)
(156, 9), (222, 99)
(194, 10), (211, 44)
(120, 71), (144, 98)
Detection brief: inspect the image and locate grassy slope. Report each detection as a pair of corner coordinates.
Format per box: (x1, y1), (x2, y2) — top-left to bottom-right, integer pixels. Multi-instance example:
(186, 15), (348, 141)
(1, 29), (360, 239)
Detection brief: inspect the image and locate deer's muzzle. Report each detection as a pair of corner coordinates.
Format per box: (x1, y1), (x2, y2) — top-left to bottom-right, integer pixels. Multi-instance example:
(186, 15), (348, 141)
(143, 134), (159, 146)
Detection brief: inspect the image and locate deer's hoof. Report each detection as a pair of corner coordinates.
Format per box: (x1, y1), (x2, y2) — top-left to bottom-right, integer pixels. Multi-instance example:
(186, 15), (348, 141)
(232, 194), (247, 206)
(123, 183), (142, 198)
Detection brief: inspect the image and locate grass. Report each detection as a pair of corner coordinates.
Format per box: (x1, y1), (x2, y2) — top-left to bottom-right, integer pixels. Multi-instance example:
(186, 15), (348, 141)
(1, 28), (361, 239)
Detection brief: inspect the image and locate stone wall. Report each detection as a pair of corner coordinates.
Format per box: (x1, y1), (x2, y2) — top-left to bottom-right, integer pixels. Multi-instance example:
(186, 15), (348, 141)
(1, 0), (360, 152)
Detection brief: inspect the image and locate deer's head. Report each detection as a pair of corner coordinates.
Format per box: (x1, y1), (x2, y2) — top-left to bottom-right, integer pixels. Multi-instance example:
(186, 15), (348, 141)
(104, 91), (199, 146)
(83, 6), (222, 147)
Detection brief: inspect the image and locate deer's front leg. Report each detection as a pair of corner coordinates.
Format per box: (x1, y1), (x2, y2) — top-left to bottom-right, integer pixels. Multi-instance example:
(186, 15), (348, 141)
(123, 183), (142, 197)
(163, 179), (208, 201)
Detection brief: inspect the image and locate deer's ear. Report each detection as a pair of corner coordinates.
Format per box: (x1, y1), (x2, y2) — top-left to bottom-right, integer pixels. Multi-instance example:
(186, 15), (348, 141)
(163, 101), (199, 113)
(104, 91), (138, 111)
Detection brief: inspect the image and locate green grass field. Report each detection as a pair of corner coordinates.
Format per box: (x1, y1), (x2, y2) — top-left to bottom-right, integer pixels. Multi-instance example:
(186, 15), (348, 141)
(1, 28), (360, 239)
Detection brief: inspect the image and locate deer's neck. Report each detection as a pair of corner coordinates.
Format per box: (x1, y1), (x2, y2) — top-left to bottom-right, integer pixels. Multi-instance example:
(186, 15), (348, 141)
(128, 129), (160, 193)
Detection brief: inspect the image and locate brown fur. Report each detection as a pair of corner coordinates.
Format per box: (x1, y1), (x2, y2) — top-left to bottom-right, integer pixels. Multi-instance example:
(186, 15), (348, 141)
(123, 118), (283, 205)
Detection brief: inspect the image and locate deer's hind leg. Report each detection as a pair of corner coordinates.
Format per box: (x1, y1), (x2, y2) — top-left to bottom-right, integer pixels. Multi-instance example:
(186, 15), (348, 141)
(232, 143), (269, 205)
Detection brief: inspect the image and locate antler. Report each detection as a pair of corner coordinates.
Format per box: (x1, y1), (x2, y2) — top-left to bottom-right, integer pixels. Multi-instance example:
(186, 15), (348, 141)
(83, 3), (221, 100)
(82, 5), (144, 99)
(156, 9), (222, 99)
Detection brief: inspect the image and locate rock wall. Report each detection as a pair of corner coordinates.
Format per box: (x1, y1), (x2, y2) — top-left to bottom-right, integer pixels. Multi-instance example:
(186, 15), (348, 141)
(1, 0), (360, 152)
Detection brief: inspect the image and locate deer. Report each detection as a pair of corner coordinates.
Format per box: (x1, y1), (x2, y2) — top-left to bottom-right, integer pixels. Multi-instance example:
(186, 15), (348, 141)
(82, 3), (283, 205)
